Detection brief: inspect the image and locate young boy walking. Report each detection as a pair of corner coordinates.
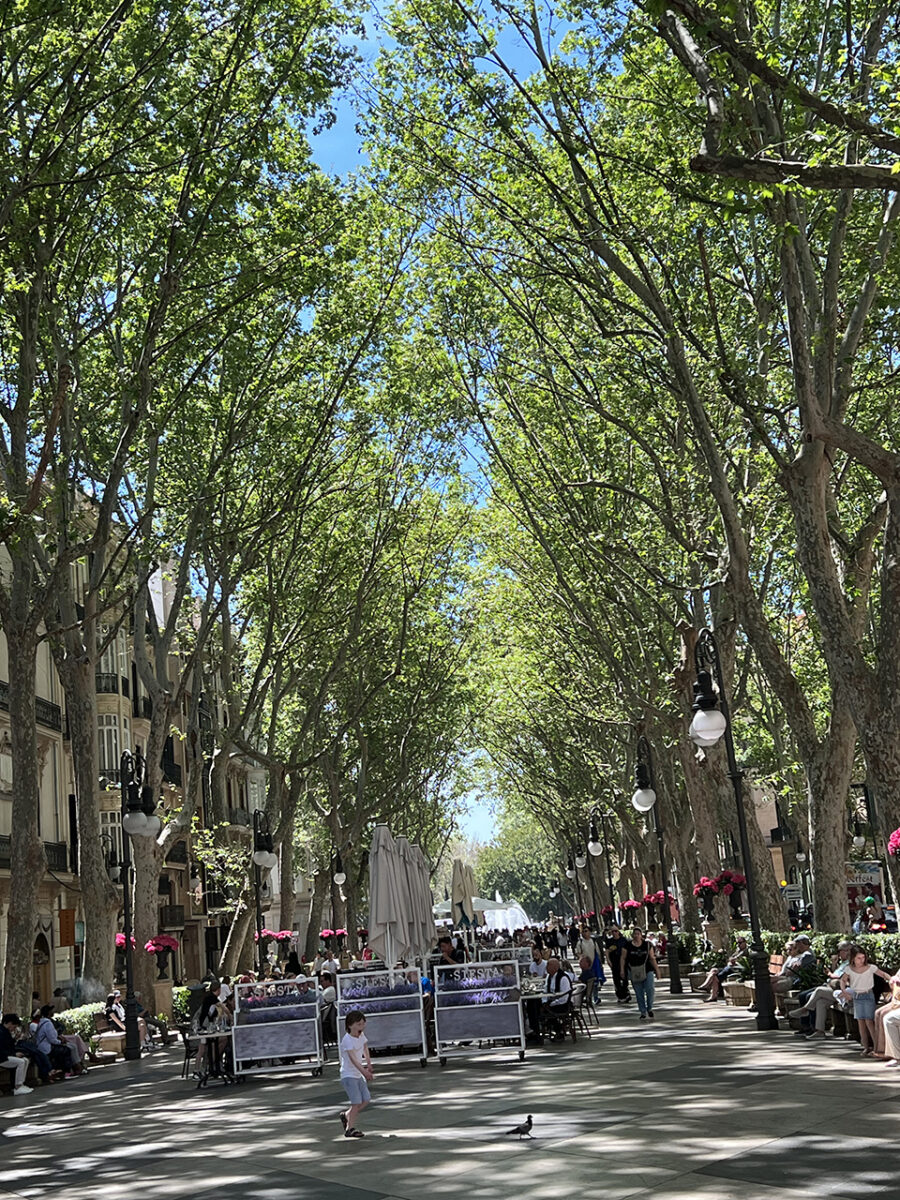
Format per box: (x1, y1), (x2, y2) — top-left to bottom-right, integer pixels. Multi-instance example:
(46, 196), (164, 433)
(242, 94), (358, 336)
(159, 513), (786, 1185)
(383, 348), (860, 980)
(339, 1010), (373, 1138)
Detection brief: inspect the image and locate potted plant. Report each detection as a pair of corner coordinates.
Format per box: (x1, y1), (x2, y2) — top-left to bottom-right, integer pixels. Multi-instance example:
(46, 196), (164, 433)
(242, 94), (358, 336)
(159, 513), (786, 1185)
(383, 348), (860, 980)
(144, 933), (179, 979)
(692, 876), (720, 921)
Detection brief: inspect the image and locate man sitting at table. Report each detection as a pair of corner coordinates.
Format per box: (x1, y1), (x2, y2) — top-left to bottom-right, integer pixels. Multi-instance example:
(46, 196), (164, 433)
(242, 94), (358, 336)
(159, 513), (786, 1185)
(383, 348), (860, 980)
(541, 958), (573, 1039)
(528, 948), (547, 978)
(436, 936), (466, 966)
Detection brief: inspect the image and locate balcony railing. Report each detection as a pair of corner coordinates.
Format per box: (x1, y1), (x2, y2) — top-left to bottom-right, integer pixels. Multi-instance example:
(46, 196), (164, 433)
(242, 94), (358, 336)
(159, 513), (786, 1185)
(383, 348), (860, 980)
(162, 759), (182, 788)
(158, 904), (185, 930)
(0, 682), (63, 731)
(0, 838), (68, 872)
(35, 696), (62, 731)
(95, 672), (119, 694)
(165, 840), (188, 865)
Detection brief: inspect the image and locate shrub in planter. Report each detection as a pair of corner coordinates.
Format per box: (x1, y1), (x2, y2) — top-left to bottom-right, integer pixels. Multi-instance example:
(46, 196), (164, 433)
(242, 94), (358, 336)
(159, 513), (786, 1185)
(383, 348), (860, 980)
(58, 1003), (105, 1043)
(173, 987), (190, 1025)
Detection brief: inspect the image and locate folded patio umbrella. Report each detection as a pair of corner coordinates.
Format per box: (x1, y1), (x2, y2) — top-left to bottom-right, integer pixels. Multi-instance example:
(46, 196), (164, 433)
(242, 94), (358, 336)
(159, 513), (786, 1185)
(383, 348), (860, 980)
(368, 824), (411, 967)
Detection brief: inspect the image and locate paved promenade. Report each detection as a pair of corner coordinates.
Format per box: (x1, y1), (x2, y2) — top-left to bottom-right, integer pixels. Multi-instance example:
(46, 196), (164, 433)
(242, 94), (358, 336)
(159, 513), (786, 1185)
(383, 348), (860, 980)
(0, 994), (893, 1200)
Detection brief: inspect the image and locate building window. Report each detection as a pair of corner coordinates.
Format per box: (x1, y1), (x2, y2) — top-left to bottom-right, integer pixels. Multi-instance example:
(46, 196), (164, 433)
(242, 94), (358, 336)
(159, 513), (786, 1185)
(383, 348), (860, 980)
(98, 715), (119, 777)
(100, 809), (123, 868)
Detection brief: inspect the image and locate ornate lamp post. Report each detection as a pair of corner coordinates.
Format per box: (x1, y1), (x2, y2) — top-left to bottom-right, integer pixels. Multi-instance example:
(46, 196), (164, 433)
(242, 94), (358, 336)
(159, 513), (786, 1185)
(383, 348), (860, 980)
(631, 736), (683, 994)
(577, 838), (601, 927)
(690, 628), (778, 1030)
(589, 811), (618, 923)
(119, 750), (161, 1061)
(251, 810), (277, 976)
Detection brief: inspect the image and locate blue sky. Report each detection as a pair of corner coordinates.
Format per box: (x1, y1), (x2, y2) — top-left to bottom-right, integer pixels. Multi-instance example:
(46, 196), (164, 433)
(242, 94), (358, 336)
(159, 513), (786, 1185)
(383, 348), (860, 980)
(459, 796), (496, 843)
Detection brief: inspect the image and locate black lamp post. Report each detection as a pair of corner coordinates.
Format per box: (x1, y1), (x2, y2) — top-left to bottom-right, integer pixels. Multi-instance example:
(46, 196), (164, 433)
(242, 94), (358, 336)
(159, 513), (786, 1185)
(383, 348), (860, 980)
(591, 811), (618, 923)
(119, 750), (161, 1061)
(252, 809), (277, 977)
(632, 736), (683, 994)
(690, 628), (778, 1031)
(577, 838), (601, 928)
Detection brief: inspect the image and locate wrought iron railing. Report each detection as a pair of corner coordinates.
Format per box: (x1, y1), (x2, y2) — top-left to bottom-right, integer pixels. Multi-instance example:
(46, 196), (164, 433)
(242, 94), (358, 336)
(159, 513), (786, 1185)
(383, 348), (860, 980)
(158, 904), (185, 929)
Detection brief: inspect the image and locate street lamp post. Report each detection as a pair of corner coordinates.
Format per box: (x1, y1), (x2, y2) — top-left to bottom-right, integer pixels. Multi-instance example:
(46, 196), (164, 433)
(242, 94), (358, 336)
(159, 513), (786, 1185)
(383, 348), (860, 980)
(632, 736), (683, 994)
(592, 811), (618, 923)
(119, 750), (162, 1062)
(252, 810), (277, 977)
(574, 845), (591, 921)
(690, 628), (778, 1031)
(564, 855), (578, 918)
(578, 838), (601, 927)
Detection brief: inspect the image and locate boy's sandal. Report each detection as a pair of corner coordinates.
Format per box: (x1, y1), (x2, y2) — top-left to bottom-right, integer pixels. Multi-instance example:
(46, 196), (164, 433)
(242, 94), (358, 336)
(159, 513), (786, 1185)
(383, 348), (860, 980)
(345, 1128), (365, 1138)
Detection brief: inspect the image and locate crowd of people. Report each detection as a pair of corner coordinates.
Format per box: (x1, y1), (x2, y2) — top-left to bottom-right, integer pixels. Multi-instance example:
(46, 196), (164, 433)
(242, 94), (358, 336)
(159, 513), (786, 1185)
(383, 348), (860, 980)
(699, 929), (900, 1065)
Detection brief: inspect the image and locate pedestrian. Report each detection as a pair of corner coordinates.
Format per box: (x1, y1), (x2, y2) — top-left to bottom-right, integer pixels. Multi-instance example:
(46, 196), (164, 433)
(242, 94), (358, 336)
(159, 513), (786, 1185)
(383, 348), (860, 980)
(621, 927), (658, 1020)
(339, 1010), (373, 1138)
(575, 925), (604, 1002)
(839, 946), (893, 1056)
(604, 925), (631, 1003)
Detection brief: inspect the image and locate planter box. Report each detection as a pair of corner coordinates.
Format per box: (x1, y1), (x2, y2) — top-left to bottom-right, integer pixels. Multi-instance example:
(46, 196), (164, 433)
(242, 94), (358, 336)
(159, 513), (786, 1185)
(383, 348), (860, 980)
(232, 1019), (319, 1061)
(238, 1004), (317, 1025)
(341, 1008), (423, 1050)
(436, 1002), (521, 1043)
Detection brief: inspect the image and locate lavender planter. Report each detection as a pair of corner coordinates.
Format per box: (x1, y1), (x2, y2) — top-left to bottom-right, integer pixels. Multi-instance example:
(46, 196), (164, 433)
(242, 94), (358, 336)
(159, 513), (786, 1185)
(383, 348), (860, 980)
(436, 1003), (522, 1043)
(341, 1008), (423, 1051)
(232, 1019), (319, 1061)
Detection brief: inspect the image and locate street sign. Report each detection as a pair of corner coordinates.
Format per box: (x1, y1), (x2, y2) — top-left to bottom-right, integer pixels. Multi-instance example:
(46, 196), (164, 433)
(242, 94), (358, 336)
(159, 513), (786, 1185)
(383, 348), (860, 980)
(782, 885), (802, 902)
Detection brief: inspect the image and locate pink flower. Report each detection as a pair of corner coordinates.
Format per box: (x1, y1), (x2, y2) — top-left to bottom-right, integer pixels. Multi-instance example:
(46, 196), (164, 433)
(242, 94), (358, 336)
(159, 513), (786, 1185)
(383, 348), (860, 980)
(319, 928), (334, 939)
(145, 934), (179, 953)
(889, 828), (900, 857)
(115, 933), (136, 949)
(722, 884), (734, 895)
(335, 928), (347, 937)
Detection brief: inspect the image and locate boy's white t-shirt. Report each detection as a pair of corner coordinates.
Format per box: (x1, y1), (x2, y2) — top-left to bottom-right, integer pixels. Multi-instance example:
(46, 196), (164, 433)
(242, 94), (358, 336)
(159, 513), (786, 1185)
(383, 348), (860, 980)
(340, 1031), (368, 1079)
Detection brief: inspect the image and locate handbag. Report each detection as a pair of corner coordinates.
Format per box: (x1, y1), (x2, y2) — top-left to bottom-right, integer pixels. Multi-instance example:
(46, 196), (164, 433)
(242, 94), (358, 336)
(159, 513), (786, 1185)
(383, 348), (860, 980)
(629, 953), (648, 983)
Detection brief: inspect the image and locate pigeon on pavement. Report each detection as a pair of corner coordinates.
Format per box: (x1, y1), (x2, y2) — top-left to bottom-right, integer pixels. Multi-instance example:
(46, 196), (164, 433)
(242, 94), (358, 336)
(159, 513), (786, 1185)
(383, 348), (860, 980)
(504, 1115), (534, 1139)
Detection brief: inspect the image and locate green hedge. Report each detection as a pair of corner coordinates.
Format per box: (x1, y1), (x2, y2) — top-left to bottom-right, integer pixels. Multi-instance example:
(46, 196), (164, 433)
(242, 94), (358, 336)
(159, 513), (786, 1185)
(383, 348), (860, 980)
(673, 929), (900, 974)
(58, 1003), (105, 1043)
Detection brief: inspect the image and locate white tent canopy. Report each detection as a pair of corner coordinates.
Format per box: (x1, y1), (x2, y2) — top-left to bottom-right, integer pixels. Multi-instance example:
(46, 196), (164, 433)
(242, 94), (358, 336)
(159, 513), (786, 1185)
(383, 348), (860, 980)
(433, 896), (506, 915)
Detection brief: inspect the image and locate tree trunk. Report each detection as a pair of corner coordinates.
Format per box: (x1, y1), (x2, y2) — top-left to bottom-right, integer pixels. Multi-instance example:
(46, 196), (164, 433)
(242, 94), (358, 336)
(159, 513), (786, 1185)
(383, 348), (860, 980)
(278, 827), (295, 934)
(861, 722), (900, 909)
(131, 836), (164, 1006)
(58, 655), (119, 992)
(808, 708), (856, 930)
(305, 870), (329, 960)
(219, 891), (255, 977)
(3, 622), (45, 1014)
(740, 780), (789, 931)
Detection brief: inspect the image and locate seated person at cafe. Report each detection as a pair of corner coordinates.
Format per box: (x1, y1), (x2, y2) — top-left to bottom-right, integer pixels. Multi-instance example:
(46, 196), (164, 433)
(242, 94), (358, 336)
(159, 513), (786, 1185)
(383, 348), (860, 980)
(528, 948), (547, 978)
(540, 957), (573, 1038)
(435, 936), (466, 965)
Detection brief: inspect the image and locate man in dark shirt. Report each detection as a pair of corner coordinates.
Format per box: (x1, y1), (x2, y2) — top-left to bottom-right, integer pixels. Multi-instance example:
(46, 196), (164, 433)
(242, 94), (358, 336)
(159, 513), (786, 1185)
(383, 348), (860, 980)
(0, 1014), (33, 1094)
(604, 926), (631, 1003)
(435, 936), (465, 965)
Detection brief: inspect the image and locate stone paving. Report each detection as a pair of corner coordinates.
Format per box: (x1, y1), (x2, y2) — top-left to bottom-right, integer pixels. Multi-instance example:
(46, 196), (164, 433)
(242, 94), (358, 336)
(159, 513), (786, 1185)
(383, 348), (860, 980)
(0, 992), (893, 1200)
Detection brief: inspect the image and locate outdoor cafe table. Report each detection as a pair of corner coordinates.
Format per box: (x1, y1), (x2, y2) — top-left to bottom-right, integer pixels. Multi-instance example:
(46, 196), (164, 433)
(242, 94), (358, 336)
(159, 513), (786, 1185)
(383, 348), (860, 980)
(194, 1028), (237, 1089)
(519, 974), (547, 1040)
